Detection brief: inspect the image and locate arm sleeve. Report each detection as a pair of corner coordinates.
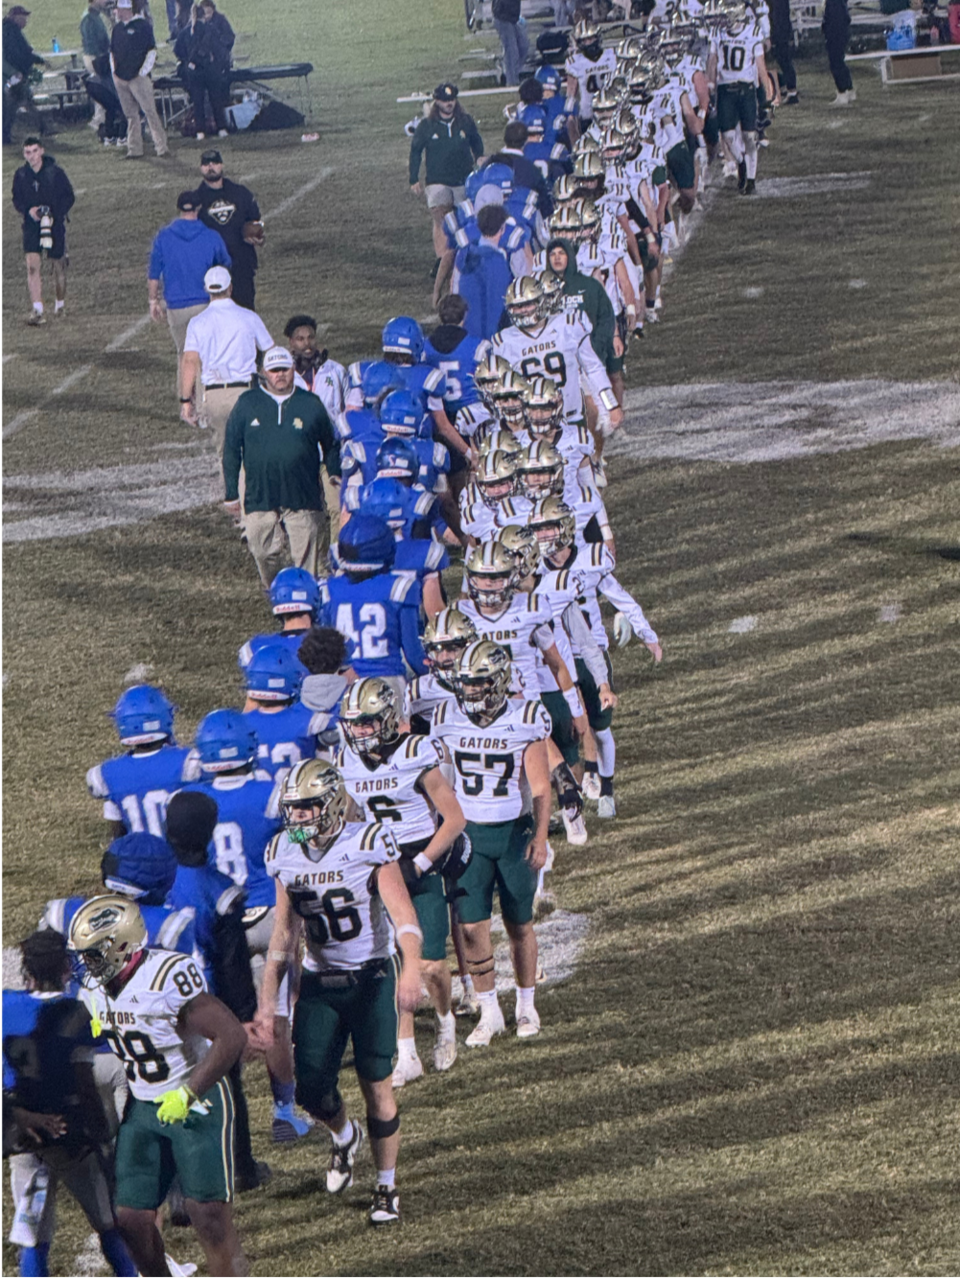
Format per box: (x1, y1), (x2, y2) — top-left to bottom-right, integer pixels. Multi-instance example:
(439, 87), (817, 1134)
(211, 908), (258, 1022)
(400, 601), (429, 676)
(598, 573), (658, 644)
(222, 406), (243, 502)
(563, 600), (608, 688)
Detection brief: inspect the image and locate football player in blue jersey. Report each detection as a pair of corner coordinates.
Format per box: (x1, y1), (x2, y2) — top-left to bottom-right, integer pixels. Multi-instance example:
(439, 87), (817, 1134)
(519, 106), (573, 185)
(242, 642), (335, 776)
(238, 565), (319, 675)
(320, 515), (428, 700)
(4, 931), (138, 1278)
(361, 475), (451, 619)
(86, 685), (194, 842)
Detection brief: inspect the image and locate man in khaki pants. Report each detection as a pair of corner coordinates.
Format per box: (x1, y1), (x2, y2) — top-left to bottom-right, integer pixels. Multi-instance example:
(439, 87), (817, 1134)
(222, 346), (341, 587)
(109, 0), (168, 159)
(180, 266), (272, 455)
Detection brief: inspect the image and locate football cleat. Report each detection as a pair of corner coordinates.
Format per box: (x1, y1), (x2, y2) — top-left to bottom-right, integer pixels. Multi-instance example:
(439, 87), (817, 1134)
(272, 1106), (315, 1143)
(433, 1029), (458, 1072)
(391, 1055), (424, 1089)
(582, 770), (602, 801)
(455, 983), (480, 1017)
(561, 806), (589, 846)
(597, 794), (617, 819)
(465, 1002), (506, 1047)
(515, 1006), (541, 1039)
(370, 1184), (401, 1227)
(326, 1120), (364, 1194)
(742, 178), (757, 195)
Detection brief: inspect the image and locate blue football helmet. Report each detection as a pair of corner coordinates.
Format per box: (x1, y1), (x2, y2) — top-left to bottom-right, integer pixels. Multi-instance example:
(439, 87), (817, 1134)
(101, 832), (177, 905)
(361, 360), (405, 407)
(270, 566), (320, 617)
(195, 708), (258, 774)
(535, 65), (563, 93)
(380, 389), (422, 438)
(376, 437), (419, 485)
(362, 477), (412, 531)
(381, 316), (424, 361)
(112, 684), (175, 746)
(465, 163), (514, 204)
(518, 105), (548, 137)
(244, 642), (305, 703)
(338, 515), (396, 574)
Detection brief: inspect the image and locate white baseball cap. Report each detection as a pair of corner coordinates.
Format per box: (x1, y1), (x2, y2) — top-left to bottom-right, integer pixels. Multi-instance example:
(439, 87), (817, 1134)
(204, 265), (231, 294)
(262, 345), (294, 371)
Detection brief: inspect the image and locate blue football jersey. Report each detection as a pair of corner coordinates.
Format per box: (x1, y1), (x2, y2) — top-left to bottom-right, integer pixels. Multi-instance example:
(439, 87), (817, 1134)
(40, 896), (197, 959)
(3, 989), (97, 1141)
(184, 773), (282, 908)
(395, 538), (450, 580)
(337, 404), (381, 444)
(86, 745), (194, 836)
(167, 863), (245, 992)
(320, 571), (427, 678)
(238, 630), (311, 672)
(423, 331), (489, 415)
(243, 702), (326, 777)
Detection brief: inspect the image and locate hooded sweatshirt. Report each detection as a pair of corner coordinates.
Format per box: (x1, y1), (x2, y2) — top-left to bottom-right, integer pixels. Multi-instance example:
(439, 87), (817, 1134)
(148, 216), (232, 309)
(12, 154), (75, 223)
(546, 236), (616, 366)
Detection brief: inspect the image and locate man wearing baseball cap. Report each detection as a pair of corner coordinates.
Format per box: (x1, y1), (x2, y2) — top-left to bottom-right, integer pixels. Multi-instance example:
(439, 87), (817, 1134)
(109, 0), (169, 158)
(222, 345), (342, 586)
(408, 81), (483, 268)
(194, 148), (263, 310)
(180, 265), (273, 451)
(148, 189), (232, 405)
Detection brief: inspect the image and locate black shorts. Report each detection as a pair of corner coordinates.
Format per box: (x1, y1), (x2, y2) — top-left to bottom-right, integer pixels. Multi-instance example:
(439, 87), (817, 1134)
(666, 141), (696, 192)
(22, 218), (66, 259)
(717, 82), (758, 134)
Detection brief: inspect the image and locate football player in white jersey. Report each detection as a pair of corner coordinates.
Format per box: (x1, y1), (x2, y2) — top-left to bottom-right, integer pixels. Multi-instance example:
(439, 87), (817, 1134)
(68, 895), (249, 1277)
(530, 496), (663, 818)
(431, 641), (553, 1044)
(491, 276), (623, 433)
(565, 20), (618, 128)
(409, 606), (478, 726)
(516, 438), (616, 559)
(338, 677), (466, 1087)
(460, 448), (533, 544)
(255, 760), (422, 1227)
(707, 0), (773, 194)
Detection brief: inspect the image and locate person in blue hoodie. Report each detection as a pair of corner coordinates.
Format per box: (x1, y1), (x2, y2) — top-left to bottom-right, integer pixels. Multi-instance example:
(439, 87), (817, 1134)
(147, 189), (232, 401)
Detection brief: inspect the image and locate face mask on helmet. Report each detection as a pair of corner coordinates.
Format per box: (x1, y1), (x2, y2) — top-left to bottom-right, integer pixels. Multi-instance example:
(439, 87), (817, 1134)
(490, 376), (529, 427)
(529, 497), (577, 558)
(280, 759), (348, 852)
(519, 445), (565, 499)
(454, 641), (512, 727)
(534, 269), (565, 319)
(465, 542), (519, 609)
(522, 379), (564, 438)
(423, 608), (478, 691)
(497, 526), (541, 578)
(476, 451), (519, 508)
(67, 894), (147, 985)
(504, 277), (544, 331)
(341, 678), (401, 757)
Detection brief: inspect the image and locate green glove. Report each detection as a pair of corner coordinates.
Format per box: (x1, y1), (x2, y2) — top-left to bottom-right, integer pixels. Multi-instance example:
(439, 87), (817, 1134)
(156, 1085), (197, 1125)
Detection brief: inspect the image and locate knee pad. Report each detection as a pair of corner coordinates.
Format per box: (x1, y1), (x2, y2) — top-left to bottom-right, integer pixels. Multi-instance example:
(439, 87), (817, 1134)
(468, 953), (495, 978)
(310, 1088), (343, 1123)
(367, 1112), (400, 1140)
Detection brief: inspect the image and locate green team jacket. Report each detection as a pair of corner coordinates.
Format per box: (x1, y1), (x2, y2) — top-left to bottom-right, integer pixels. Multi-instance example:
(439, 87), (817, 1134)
(547, 235), (616, 365)
(222, 385), (341, 511)
(408, 112), (484, 187)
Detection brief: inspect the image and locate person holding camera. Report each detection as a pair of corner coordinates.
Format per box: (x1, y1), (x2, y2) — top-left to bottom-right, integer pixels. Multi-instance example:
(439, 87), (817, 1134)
(11, 136), (74, 326)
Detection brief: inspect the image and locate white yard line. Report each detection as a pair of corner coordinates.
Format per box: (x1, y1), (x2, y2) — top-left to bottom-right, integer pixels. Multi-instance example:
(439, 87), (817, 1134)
(262, 165), (335, 221)
(105, 313), (152, 353)
(2, 408), (40, 441)
(50, 364), (93, 396)
(3, 353), (19, 363)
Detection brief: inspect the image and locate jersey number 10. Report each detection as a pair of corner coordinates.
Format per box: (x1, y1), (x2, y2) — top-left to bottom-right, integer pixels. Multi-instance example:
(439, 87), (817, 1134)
(722, 45), (746, 71)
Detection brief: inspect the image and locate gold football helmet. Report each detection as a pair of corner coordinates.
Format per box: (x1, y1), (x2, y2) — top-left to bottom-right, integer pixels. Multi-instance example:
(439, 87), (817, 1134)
(476, 427), (524, 463)
(591, 84), (622, 128)
(496, 524), (541, 579)
(280, 758), (348, 849)
(572, 132), (601, 158)
(522, 375), (564, 439)
(341, 677), (401, 757)
(518, 441), (565, 499)
(575, 198), (602, 244)
(465, 539), (519, 609)
(67, 893), (147, 984)
(474, 352), (514, 411)
(476, 449), (520, 508)
(534, 268), (566, 319)
(549, 203), (583, 241)
(552, 173), (580, 207)
(528, 495), (577, 558)
(572, 149), (605, 189)
(455, 640), (512, 726)
(489, 369), (531, 427)
(504, 276), (544, 331)
(423, 607), (479, 691)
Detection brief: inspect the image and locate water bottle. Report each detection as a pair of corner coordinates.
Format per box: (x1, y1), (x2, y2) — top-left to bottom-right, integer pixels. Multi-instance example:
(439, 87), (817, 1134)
(52, 35), (60, 51)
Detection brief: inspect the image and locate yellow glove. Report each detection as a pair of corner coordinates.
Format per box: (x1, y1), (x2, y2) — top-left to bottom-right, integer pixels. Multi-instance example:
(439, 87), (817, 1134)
(156, 1085), (197, 1125)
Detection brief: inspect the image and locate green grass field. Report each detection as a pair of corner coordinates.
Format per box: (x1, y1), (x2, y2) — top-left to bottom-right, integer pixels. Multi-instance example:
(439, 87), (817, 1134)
(3, 0), (960, 1272)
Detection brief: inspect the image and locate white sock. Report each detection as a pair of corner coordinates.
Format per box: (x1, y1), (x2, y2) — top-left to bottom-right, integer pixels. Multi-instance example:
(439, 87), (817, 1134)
(332, 1119), (353, 1146)
(54, 300), (64, 312)
(397, 1036), (418, 1061)
(516, 986), (536, 1015)
(437, 1010), (455, 1037)
(595, 727), (616, 778)
(461, 974), (474, 995)
(744, 134), (758, 179)
(33, 302), (43, 314)
(478, 989), (499, 1015)
(378, 1167), (396, 1190)
(723, 129), (744, 163)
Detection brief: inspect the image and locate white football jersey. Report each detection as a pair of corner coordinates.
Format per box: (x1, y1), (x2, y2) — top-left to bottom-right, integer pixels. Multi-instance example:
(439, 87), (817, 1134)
(408, 672), (455, 721)
(492, 313), (612, 422)
(535, 565), (611, 690)
(460, 491), (533, 542)
(565, 47), (618, 117)
(712, 28), (764, 85)
(550, 540), (658, 652)
(652, 84), (686, 151)
(459, 592), (557, 696)
(431, 696), (551, 823)
(337, 733), (443, 846)
(83, 948), (210, 1102)
(265, 822), (401, 972)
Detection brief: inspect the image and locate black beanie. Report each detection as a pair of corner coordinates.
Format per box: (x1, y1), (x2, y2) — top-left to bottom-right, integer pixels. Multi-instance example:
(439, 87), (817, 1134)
(165, 790), (218, 861)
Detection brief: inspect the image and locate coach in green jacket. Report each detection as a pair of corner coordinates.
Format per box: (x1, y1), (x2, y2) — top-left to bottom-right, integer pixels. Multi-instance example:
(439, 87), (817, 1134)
(223, 345), (341, 586)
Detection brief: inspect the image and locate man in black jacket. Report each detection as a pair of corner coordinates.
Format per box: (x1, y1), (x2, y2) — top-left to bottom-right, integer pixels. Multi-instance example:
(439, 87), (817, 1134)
(174, 0), (234, 140)
(2, 5), (45, 145)
(11, 137), (74, 325)
(110, 0), (169, 158)
(194, 148), (263, 309)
